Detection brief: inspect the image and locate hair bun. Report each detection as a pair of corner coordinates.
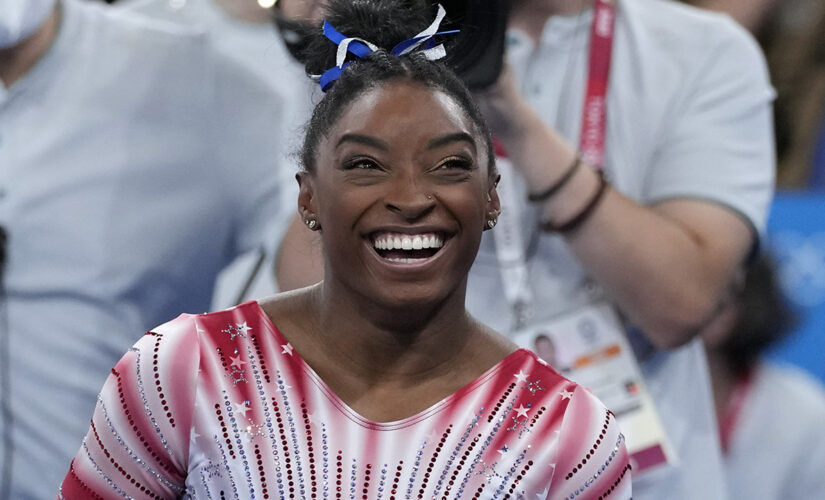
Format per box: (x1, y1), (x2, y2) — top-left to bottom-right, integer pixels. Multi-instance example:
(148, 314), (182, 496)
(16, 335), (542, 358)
(302, 0), (436, 77)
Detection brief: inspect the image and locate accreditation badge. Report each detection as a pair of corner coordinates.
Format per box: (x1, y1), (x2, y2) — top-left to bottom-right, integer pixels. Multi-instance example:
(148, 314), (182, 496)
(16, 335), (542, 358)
(511, 301), (674, 475)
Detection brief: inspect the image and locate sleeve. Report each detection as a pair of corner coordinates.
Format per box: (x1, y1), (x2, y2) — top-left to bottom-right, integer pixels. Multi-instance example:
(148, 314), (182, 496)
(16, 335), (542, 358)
(546, 385), (632, 500)
(782, 376), (825, 499)
(786, 426), (825, 499)
(58, 315), (201, 499)
(645, 18), (775, 235)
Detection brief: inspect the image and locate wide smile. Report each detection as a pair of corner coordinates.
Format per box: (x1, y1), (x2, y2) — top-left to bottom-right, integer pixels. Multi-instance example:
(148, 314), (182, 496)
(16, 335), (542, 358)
(369, 231), (447, 265)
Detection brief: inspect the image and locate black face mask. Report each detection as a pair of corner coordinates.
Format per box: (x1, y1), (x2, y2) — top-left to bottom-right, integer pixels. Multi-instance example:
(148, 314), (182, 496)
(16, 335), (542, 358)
(273, 12), (314, 64)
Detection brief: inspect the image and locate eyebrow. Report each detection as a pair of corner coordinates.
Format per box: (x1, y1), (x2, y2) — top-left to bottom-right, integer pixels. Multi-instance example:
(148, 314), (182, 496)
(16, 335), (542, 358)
(335, 132), (477, 152)
(427, 132), (477, 151)
(336, 134), (389, 151)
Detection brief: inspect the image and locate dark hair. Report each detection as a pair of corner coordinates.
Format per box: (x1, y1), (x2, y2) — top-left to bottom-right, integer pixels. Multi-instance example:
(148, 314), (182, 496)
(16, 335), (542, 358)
(299, 0), (496, 179)
(720, 253), (799, 376)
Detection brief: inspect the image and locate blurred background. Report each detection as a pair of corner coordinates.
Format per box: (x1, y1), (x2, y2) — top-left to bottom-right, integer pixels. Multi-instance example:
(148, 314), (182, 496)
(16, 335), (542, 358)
(676, 0), (825, 385)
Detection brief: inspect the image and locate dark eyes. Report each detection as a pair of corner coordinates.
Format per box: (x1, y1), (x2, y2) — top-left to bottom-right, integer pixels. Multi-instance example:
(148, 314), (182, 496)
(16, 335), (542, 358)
(341, 156), (475, 173)
(344, 158), (380, 170)
(435, 157), (474, 171)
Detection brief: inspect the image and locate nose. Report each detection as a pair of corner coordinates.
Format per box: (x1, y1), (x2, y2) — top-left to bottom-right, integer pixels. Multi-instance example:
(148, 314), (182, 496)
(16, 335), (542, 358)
(384, 175), (435, 221)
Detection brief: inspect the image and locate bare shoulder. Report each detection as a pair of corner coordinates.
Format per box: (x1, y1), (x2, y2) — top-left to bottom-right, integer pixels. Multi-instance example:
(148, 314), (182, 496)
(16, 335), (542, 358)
(466, 316), (520, 370)
(257, 284), (319, 335)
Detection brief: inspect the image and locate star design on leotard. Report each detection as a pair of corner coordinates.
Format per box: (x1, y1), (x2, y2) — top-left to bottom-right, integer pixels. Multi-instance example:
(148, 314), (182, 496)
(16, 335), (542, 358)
(507, 415), (532, 438)
(229, 355), (245, 369)
(234, 400), (251, 418)
(514, 370), (529, 383)
(225, 365), (247, 386)
(559, 389), (574, 400)
(204, 462), (223, 479)
(243, 422), (267, 440)
(222, 322), (251, 340)
(525, 379), (545, 395)
(497, 445), (509, 456)
(474, 460), (501, 483)
(514, 404), (530, 418)
(281, 343), (294, 356)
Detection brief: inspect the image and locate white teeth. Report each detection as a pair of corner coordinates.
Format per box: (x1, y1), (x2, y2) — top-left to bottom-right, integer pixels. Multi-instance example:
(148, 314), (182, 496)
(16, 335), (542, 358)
(372, 232), (445, 251)
(386, 257), (419, 263)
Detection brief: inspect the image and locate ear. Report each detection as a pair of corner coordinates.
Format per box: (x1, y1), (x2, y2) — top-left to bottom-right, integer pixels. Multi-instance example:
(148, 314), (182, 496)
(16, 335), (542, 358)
(483, 178), (502, 231)
(487, 175), (501, 215)
(296, 172), (320, 229)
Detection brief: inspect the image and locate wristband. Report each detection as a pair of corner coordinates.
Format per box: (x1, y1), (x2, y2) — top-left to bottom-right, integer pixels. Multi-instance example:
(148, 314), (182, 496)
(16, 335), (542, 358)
(527, 154), (582, 202)
(541, 171), (608, 233)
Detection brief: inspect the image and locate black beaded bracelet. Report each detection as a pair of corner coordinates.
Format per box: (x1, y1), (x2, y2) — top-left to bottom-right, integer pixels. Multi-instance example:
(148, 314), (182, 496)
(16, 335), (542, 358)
(541, 171), (609, 233)
(527, 154), (582, 202)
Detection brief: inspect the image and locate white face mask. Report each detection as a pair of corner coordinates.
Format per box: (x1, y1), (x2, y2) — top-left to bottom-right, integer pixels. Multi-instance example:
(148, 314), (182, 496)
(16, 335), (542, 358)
(0, 0), (57, 49)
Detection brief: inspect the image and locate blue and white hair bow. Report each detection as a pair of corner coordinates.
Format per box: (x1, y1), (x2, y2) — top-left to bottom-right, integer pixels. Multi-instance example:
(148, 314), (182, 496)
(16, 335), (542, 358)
(317, 4), (459, 92)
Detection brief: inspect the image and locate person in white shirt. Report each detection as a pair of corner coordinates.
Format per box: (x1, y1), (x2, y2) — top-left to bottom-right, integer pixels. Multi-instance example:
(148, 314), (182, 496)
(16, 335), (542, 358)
(0, 0), (288, 497)
(702, 253), (825, 500)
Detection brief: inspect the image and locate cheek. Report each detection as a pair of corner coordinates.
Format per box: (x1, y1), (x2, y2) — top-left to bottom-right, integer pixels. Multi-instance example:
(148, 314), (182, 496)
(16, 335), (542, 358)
(438, 191), (488, 235)
(314, 188), (374, 246)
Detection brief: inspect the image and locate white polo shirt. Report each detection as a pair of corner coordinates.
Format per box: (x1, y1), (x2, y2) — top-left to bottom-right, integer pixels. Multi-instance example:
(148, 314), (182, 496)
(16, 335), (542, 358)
(0, 0), (288, 496)
(466, 1), (775, 499)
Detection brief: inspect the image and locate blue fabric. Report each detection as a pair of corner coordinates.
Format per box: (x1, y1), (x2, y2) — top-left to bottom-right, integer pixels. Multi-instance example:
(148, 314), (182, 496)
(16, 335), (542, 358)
(766, 192), (825, 385)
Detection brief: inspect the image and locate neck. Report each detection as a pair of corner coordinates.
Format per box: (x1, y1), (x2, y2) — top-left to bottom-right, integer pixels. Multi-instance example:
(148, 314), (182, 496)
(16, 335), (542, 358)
(212, 0), (272, 24)
(0, 6), (60, 88)
(510, 0), (593, 42)
(310, 279), (478, 385)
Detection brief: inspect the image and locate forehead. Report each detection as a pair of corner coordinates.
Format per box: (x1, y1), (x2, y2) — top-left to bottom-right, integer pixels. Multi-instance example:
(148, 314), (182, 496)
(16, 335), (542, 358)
(325, 80), (481, 151)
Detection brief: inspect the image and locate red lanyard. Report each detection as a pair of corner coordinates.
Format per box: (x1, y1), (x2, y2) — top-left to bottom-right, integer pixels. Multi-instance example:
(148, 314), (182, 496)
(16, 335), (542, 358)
(579, 0), (616, 170)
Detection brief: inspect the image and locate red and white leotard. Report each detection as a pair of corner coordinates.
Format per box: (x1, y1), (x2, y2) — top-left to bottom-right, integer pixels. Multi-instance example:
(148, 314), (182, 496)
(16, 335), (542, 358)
(59, 300), (631, 499)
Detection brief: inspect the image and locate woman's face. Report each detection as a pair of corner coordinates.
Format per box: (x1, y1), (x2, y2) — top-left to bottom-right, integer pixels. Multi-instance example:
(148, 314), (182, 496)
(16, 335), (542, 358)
(299, 80), (499, 310)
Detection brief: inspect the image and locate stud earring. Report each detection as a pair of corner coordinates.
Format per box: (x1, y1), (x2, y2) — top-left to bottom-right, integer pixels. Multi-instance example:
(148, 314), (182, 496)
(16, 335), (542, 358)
(487, 217), (498, 229)
(304, 218), (318, 230)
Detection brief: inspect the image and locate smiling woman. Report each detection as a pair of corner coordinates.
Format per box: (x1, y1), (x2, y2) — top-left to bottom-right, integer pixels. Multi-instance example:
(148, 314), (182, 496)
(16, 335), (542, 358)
(299, 80), (495, 316)
(58, 1), (630, 499)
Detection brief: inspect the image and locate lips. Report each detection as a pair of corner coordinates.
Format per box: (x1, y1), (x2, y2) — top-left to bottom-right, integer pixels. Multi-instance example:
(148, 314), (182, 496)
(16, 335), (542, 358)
(370, 231), (445, 263)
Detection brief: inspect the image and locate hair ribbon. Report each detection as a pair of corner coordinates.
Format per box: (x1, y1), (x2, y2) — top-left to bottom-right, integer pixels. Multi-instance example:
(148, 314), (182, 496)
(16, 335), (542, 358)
(318, 4), (459, 92)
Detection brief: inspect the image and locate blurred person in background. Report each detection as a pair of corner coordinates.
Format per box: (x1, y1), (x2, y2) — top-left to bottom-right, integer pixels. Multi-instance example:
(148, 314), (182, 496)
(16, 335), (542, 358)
(0, 0), (289, 497)
(118, 0), (324, 264)
(702, 253), (825, 499)
(278, 0), (776, 498)
(683, 0), (825, 188)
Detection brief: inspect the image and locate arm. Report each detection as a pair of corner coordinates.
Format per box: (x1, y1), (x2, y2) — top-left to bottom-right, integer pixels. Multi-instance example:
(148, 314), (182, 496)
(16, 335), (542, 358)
(59, 318), (199, 499)
(684, 0), (779, 33)
(476, 28), (773, 350)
